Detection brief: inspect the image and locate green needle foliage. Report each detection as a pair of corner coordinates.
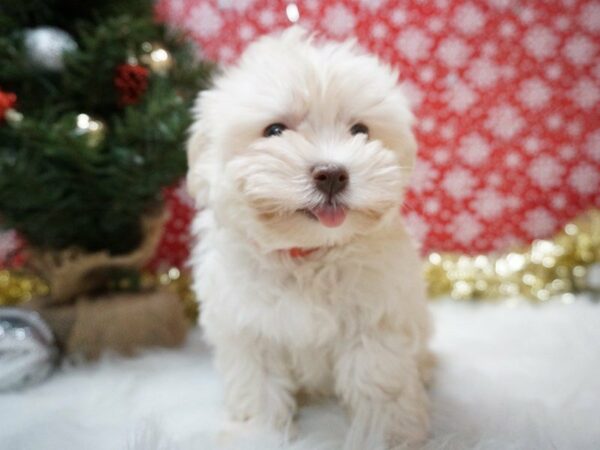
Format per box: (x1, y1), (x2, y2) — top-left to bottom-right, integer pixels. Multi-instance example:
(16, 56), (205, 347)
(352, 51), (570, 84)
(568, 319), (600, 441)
(0, 0), (213, 254)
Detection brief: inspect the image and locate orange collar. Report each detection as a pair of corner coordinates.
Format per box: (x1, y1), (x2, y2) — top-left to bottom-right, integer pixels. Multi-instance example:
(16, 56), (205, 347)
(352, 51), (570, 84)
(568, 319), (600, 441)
(285, 247), (320, 259)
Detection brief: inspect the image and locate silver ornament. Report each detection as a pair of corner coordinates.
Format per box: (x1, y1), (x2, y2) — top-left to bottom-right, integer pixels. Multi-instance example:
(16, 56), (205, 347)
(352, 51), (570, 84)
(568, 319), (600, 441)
(24, 27), (77, 71)
(0, 308), (58, 391)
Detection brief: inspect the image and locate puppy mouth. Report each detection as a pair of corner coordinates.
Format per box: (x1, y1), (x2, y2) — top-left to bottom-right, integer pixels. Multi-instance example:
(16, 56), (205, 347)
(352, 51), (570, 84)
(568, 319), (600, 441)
(300, 203), (348, 228)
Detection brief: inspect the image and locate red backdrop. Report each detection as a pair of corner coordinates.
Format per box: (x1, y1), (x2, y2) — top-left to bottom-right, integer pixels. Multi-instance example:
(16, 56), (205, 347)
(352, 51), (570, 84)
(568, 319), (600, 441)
(1, 0), (599, 269)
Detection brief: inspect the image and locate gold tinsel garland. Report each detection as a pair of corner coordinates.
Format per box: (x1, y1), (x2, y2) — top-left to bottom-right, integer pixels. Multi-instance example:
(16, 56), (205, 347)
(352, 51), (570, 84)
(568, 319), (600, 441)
(426, 209), (600, 301)
(0, 266), (198, 322)
(1, 209), (599, 315)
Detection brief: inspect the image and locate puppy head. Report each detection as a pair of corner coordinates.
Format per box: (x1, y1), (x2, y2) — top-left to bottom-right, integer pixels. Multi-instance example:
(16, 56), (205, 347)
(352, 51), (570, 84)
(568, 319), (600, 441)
(188, 27), (416, 250)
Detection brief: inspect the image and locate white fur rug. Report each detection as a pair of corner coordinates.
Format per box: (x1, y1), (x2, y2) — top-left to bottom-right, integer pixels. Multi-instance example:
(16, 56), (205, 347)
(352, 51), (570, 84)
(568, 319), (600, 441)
(2, 297), (600, 450)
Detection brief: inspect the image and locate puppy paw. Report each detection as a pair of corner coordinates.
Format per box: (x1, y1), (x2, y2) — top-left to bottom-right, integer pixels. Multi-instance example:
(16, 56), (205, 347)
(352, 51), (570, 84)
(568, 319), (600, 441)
(345, 396), (429, 450)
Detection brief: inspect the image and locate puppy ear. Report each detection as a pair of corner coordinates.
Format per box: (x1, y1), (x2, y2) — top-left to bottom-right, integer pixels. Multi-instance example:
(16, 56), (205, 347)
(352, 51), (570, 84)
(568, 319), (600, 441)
(186, 99), (214, 206)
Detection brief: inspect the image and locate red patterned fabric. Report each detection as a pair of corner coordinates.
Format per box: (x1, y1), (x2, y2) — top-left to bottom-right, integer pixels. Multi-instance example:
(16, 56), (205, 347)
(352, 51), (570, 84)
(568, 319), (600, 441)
(149, 0), (600, 268)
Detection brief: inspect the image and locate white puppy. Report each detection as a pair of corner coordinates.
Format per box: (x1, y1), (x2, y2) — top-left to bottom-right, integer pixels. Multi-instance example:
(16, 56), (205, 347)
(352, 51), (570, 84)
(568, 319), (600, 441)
(187, 27), (433, 447)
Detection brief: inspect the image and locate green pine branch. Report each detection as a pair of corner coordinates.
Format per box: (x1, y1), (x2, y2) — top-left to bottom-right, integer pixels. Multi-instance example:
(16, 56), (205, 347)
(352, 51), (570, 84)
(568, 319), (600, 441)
(0, 0), (214, 255)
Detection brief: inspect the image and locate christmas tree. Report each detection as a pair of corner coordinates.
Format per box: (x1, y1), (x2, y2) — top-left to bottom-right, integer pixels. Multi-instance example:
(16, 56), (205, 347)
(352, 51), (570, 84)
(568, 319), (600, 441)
(0, 0), (212, 256)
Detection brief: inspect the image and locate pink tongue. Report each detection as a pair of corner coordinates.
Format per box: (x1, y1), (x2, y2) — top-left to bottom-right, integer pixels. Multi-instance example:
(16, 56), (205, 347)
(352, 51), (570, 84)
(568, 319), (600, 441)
(312, 206), (347, 228)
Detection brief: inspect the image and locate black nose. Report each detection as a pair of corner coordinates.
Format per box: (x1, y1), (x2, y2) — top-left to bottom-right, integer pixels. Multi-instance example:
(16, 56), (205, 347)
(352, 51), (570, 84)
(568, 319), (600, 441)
(312, 164), (349, 196)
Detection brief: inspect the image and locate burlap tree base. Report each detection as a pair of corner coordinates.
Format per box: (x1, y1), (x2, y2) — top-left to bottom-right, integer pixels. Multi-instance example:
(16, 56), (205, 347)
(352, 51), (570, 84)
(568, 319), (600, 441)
(24, 208), (188, 359)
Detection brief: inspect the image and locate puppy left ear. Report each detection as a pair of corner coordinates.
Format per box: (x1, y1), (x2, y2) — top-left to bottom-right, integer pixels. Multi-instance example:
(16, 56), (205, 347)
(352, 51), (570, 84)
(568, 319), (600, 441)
(186, 97), (216, 207)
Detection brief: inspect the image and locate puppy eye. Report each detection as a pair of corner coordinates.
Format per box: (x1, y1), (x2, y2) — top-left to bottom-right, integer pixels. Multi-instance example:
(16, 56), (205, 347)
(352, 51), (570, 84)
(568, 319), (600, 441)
(263, 123), (288, 137)
(350, 123), (369, 136)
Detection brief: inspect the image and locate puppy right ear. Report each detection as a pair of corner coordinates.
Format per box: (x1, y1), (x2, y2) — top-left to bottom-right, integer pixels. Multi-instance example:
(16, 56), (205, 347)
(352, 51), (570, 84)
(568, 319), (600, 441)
(186, 106), (214, 207)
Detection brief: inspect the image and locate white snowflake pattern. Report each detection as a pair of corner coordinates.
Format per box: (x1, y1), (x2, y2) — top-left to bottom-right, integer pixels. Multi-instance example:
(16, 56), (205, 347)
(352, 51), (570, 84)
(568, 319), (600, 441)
(258, 9), (277, 27)
(391, 9), (408, 26)
(485, 104), (525, 140)
(324, 4), (356, 37)
(569, 78), (600, 109)
(395, 27), (433, 62)
(445, 72), (459, 85)
(585, 129), (600, 162)
(442, 168), (477, 199)
(433, 149), (451, 164)
(168, 0), (185, 21)
(218, 46), (235, 63)
(524, 136), (542, 154)
(560, 145), (577, 160)
(546, 114), (563, 130)
(552, 194), (568, 210)
(428, 18), (445, 33)
(453, 3), (486, 35)
(523, 208), (557, 238)
(500, 21), (517, 37)
(0, 230), (18, 261)
(519, 7), (538, 24)
(401, 80), (424, 108)
(371, 23), (388, 39)
(466, 58), (500, 88)
(419, 66), (436, 83)
(482, 42), (498, 58)
(471, 189), (505, 220)
(524, 26), (559, 60)
(305, 0), (320, 11)
(410, 160), (439, 193)
(217, 0), (256, 11)
(519, 78), (551, 109)
(419, 116), (436, 133)
(563, 35), (597, 66)
(505, 152), (522, 167)
(359, 0), (385, 10)
(579, 2), (600, 33)
(529, 156), (565, 189)
(239, 24), (255, 41)
(404, 212), (429, 244)
(444, 80), (477, 112)
(440, 124), (456, 139)
(448, 212), (483, 245)
(459, 133), (491, 166)
(488, 173), (503, 187)
(185, 3), (223, 39)
(437, 37), (472, 68)
(554, 16), (571, 31)
(488, 0), (512, 9)
(545, 63), (562, 80)
(424, 198), (440, 215)
(569, 164), (600, 195)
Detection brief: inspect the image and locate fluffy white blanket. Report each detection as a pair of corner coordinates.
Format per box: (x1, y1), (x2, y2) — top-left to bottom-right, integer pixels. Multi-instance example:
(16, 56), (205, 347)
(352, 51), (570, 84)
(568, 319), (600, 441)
(2, 297), (599, 450)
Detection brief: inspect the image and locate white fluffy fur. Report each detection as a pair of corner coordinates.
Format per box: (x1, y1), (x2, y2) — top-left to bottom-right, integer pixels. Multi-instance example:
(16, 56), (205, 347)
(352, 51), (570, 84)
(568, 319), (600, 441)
(2, 297), (600, 450)
(187, 28), (431, 446)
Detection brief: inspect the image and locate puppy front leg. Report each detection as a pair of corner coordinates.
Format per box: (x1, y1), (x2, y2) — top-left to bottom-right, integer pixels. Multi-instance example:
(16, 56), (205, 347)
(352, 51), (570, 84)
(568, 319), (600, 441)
(214, 336), (297, 433)
(335, 334), (430, 448)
